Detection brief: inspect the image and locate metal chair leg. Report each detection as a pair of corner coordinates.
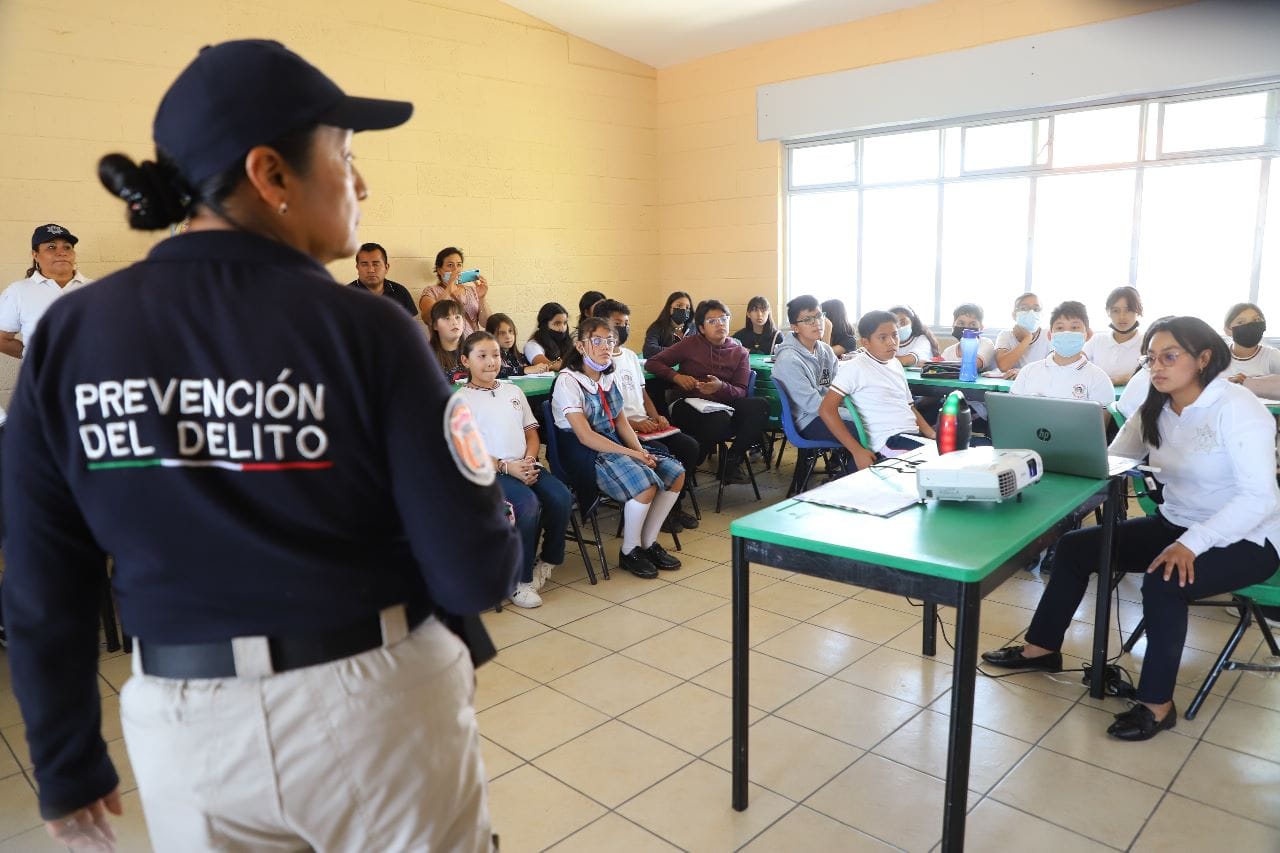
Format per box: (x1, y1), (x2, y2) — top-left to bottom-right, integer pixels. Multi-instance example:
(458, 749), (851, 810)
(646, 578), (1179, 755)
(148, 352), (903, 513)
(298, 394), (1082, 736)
(588, 510), (610, 580)
(1187, 598), (1252, 720)
(1252, 601), (1280, 656)
(568, 506), (597, 584)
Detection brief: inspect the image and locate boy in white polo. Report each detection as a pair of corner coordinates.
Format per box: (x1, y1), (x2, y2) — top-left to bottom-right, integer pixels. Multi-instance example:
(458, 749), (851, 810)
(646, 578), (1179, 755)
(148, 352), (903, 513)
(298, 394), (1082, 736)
(1009, 301), (1114, 404)
(995, 292), (1051, 373)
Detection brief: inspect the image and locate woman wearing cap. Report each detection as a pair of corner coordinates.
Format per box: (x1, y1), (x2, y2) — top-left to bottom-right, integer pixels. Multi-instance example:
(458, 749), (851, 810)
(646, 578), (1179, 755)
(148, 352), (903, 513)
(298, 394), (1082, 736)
(0, 224), (92, 359)
(2, 39), (518, 852)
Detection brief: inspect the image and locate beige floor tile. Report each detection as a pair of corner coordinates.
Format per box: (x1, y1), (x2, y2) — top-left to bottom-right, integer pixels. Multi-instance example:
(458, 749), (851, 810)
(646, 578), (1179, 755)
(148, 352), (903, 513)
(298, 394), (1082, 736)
(1202, 698), (1280, 765)
(806, 754), (974, 852)
(0, 740), (18, 781)
(476, 686), (608, 761)
(624, 583), (727, 623)
(1228, 653), (1280, 713)
(617, 760), (792, 852)
(480, 608), (551, 649)
(105, 737), (136, 795)
(550, 655), (681, 717)
(977, 653), (1092, 703)
(741, 805), (899, 852)
(674, 533), (733, 563)
(704, 716), (862, 800)
(808, 598), (922, 644)
(682, 603), (799, 646)
(480, 736), (524, 782)
(548, 813), (679, 852)
(0, 691), (22, 731)
(853, 589), (923, 614)
(959, 798), (1114, 853)
(492, 631), (609, 684)
(690, 512), (733, 536)
(694, 652), (825, 713)
(872, 710), (1031, 795)
(660, 552), (723, 578)
(0, 823), (68, 852)
(886, 625), (1012, 660)
(782, 573), (861, 598)
(568, 570), (669, 604)
(835, 646), (955, 706)
(748, 564), (796, 581)
(99, 694), (122, 743)
(621, 626), (733, 680)
(935, 600), (1037, 640)
(2, 725), (29, 771)
(474, 660), (540, 711)
(620, 682), (764, 756)
(515, 586), (613, 628)
(556, 605), (676, 653)
(754, 622), (877, 676)
(1039, 702), (1196, 789)
(1132, 792), (1280, 852)
(0, 773), (41, 844)
(990, 747), (1162, 849)
(674, 563), (778, 598)
(534, 721), (692, 808)
(749, 582), (845, 621)
(488, 764), (607, 853)
(1172, 742), (1280, 828)
(776, 679), (920, 749)
(1180, 611), (1256, 654)
(98, 653), (133, 694)
(928, 677), (1075, 744)
(1070, 595), (1145, 630)
(985, 576), (1050, 611)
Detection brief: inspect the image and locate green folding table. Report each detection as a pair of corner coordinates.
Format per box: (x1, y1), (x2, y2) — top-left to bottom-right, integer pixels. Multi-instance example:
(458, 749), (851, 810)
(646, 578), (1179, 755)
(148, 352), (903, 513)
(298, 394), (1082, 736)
(730, 470), (1123, 852)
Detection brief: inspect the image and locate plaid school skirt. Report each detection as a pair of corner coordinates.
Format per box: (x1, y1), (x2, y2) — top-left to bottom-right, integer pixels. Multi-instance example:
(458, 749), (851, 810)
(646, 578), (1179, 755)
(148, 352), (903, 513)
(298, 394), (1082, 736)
(593, 432), (684, 502)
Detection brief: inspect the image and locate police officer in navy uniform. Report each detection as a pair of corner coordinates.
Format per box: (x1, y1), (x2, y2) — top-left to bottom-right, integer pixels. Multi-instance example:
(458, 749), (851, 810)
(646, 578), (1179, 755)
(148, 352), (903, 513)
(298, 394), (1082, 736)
(1, 40), (519, 852)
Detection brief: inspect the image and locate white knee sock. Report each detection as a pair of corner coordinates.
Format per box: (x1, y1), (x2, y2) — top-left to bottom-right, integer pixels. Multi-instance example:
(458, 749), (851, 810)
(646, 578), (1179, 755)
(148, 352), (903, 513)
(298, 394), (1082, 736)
(623, 498), (650, 554)
(640, 490), (680, 548)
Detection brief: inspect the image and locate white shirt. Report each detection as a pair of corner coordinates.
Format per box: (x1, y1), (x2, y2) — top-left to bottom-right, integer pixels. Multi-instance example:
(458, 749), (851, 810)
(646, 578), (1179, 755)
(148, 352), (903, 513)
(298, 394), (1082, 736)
(1116, 367), (1151, 419)
(551, 370), (617, 430)
(1009, 354), (1114, 404)
(898, 335), (933, 365)
(941, 337), (997, 371)
(829, 350), (917, 452)
(994, 328), (1051, 369)
(1229, 343), (1280, 378)
(0, 271), (91, 345)
(459, 381), (538, 461)
(611, 347), (648, 419)
(1111, 379), (1280, 555)
(1082, 331), (1142, 381)
(523, 340), (546, 363)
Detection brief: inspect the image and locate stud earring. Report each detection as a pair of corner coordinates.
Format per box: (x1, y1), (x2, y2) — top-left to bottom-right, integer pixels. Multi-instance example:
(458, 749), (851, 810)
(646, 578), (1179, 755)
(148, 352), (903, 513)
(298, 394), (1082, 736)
(278, 202), (289, 215)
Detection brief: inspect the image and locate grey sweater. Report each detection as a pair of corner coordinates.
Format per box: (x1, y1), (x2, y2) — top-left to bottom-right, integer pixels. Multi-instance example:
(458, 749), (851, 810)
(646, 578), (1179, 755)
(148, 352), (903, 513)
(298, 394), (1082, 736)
(771, 332), (842, 429)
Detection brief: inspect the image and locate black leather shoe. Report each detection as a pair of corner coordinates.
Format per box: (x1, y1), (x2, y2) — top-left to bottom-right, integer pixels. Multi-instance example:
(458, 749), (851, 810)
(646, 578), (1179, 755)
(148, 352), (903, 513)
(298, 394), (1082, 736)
(673, 509), (699, 530)
(646, 542), (682, 570)
(723, 460), (750, 484)
(619, 547), (658, 579)
(660, 515), (684, 534)
(980, 645), (1063, 672)
(1107, 703), (1176, 741)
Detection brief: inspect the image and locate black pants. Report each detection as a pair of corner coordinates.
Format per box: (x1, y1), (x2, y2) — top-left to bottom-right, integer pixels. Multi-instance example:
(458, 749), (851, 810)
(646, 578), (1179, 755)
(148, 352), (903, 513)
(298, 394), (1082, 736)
(645, 377), (675, 418)
(650, 430), (700, 508)
(669, 397), (770, 462)
(1025, 514), (1277, 704)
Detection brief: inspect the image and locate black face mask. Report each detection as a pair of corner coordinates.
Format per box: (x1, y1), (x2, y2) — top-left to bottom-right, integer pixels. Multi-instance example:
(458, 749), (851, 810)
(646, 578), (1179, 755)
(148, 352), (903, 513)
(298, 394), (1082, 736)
(951, 326), (967, 341)
(1109, 321), (1139, 334)
(616, 326), (630, 347)
(1231, 320), (1266, 349)
(671, 308), (691, 326)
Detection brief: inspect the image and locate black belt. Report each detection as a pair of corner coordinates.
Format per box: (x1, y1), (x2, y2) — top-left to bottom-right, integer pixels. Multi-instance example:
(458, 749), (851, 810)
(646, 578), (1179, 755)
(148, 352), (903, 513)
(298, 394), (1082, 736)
(139, 601), (432, 679)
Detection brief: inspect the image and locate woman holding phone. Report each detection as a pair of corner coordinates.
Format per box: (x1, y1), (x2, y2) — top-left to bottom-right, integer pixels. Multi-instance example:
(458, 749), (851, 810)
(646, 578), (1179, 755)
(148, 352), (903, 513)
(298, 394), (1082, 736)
(419, 245), (489, 334)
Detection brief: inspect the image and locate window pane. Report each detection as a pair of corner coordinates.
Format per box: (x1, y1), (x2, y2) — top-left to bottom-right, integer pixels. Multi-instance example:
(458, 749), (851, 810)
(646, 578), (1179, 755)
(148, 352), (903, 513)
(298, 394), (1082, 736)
(860, 185), (938, 318)
(964, 120), (1033, 171)
(1256, 164), (1280, 332)
(791, 141), (857, 187)
(1053, 105), (1141, 167)
(862, 129), (938, 185)
(1032, 170), (1136, 312)
(1137, 160), (1260, 319)
(1162, 92), (1269, 153)
(943, 127), (962, 178)
(788, 191), (858, 306)
(940, 179), (1030, 322)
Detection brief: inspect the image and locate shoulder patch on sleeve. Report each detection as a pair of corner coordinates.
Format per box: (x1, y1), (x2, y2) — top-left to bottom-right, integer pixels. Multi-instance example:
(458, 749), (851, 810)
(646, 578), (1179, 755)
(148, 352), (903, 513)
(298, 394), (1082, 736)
(444, 394), (496, 486)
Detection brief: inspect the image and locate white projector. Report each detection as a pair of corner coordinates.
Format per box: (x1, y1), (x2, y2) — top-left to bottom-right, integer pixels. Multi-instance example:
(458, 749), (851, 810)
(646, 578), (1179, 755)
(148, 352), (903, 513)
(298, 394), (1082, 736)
(916, 447), (1043, 503)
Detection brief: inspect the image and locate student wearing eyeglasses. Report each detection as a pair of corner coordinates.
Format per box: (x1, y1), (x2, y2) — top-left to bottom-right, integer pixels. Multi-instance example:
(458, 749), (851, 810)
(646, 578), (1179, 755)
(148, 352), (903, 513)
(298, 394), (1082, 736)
(772, 295), (858, 470)
(984, 316), (1280, 741)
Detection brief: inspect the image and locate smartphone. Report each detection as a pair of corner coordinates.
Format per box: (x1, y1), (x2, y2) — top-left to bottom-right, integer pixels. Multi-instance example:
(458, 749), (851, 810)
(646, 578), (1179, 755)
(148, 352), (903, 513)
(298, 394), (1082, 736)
(458, 269), (481, 284)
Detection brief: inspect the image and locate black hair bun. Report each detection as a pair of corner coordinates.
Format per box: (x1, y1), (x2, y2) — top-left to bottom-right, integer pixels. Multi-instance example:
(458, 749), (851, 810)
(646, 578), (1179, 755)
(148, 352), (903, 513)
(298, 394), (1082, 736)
(98, 153), (193, 231)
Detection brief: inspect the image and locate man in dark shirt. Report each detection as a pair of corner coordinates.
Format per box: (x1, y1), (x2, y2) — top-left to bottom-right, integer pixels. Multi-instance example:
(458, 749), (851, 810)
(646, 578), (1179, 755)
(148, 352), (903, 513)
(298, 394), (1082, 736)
(348, 241), (417, 316)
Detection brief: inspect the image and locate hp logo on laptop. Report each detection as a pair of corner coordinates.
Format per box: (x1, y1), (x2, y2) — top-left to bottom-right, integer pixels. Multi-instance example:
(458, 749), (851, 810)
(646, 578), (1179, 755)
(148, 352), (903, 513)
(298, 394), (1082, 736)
(1036, 428), (1052, 441)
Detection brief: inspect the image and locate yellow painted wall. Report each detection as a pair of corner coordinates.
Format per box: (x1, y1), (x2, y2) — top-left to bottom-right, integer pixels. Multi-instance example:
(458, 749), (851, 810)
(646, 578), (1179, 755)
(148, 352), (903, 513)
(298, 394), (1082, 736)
(654, 0), (1193, 327)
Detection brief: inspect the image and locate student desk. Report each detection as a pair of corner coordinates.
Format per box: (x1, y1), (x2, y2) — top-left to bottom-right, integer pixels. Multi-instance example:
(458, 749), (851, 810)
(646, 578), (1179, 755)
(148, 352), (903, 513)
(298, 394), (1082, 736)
(729, 471), (1123, 852)
(905, 368), (1013, 400)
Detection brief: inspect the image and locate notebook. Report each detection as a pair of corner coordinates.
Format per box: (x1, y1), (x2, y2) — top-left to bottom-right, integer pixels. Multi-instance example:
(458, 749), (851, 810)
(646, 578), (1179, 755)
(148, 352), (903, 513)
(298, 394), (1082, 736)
(987, 394), (1138, 479)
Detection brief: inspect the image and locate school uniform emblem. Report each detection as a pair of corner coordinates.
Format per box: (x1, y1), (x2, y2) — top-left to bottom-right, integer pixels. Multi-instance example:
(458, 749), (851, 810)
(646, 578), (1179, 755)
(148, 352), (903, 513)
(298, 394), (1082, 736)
(1072, 384), (1086, 399)
(444, 395), (495, 485)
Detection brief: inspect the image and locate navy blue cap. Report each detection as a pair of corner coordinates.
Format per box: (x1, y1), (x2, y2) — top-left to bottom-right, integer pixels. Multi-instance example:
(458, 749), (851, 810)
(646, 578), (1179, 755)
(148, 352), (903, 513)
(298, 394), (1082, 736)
(154, 40), (413, 186)
(31, 224), (79, 250)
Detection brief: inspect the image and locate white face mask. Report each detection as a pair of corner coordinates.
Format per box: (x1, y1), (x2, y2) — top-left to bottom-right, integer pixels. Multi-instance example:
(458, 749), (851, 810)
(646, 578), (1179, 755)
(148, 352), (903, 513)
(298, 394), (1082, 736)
(440, 270), (454, 285)
(896, 324), (913, 344)
(1015, 310), (1040, 332)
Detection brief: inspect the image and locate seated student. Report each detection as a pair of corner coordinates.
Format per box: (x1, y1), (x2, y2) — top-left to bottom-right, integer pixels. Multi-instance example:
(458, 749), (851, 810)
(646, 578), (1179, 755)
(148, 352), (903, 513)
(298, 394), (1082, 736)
(889, 304), (940, 367)
(734, 295), (784, 355)
(577, 290), (606, 327)
(1008, 300), (1114, 404)
(429, 299), (467, 382)
(941, 303), (997, 368)
(594, 299), (700, 531)
(525, 301), (571, 371)
(486, 313), (549, 377)
(459, 331), (572, 608)
(551, 318), (684, 578)
(1083, 285), (1144, 385)
(821, 298), (857, 357)
(642, 291), (696, 357)
(1223, 302), (1280, 384)
(995, 292), (1052, 372)
(816, 310), (937, 471)
(983, 317), (1280, 740)
(646, 299), (771, 484)
(772, 295), (850, 441)
(1115, 319), (1174, 419)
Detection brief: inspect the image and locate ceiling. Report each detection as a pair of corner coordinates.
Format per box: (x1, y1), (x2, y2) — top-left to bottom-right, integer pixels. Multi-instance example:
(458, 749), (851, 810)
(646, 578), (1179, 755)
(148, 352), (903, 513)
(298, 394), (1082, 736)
(503, 0), (935, 68)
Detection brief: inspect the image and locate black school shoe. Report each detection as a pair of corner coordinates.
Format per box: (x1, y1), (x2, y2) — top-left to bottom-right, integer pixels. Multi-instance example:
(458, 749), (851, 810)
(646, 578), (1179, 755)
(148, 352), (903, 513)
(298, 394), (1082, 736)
(980, 646), (1063, 672)
(1107, 703), (1177, 741)
(646, 542), (682, 570)
(660, 515), (684, 534)
(722, 459), (750, 485)
(619, 547), (659, 579)
(673, 508), (699, 530)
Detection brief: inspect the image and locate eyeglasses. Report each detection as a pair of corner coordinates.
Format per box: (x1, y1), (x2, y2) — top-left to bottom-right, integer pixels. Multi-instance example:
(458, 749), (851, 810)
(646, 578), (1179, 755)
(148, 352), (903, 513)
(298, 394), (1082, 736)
(795, 312), (826, 326)
(1139, 350), (1185, 369)
(704, 316), (731, 327)
(587, 335), (617, 348)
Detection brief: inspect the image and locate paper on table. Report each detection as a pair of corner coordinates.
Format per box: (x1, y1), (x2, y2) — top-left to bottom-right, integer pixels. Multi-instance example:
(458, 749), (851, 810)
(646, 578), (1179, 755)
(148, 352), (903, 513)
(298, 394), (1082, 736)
(793, 464), (921, 517)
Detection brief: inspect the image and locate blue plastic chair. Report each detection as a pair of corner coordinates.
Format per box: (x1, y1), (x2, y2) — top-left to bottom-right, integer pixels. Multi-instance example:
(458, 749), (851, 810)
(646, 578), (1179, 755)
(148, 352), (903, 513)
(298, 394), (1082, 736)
(772, 377), (844, 496)
(541, 399), (609, 583)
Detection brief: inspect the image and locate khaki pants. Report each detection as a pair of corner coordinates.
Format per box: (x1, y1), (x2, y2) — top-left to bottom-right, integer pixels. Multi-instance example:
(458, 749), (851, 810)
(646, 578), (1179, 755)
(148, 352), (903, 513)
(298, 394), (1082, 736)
(122, 616), (492, 852)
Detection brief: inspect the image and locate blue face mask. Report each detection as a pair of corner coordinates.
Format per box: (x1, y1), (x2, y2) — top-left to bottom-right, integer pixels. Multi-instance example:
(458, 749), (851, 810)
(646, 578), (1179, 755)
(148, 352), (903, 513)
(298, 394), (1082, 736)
(1051, 331), (1086, 358)
(583, 353), (612, 372)
(896, 324), (913, 343)
(440, 270), (454, 285)
(1015, 310), (1040, 332)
